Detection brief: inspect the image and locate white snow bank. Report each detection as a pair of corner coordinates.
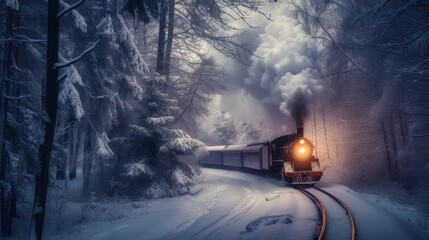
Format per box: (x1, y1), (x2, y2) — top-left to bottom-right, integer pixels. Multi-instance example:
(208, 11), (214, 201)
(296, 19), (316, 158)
(322, 184), (427, 240)
(45, 170), (427, 240)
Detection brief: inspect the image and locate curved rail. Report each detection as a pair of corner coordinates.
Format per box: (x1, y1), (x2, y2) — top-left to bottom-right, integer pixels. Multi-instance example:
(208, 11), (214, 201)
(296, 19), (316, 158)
(295, 187), (326, 240)
(314, 187), (356, 240)
(296, 186), (356, 240)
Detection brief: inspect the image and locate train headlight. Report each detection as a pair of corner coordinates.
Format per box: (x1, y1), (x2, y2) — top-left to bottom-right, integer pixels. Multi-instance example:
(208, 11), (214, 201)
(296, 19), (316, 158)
(290, 138), (313, 161)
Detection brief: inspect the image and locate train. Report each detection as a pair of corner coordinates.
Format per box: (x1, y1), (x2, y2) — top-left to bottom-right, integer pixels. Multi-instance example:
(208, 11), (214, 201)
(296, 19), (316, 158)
(199, 127), (323, 184)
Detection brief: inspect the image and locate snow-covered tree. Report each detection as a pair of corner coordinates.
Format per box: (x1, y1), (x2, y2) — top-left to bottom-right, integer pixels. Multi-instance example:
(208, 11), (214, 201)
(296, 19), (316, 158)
(48, 0), (151, 194)
(288, 0), (429, 197)
(124, 0), (268, 136)
(0, 1), (48, 236)
(114, 73), (204, 197)
(210, 111), (237, 145)
(237, 121), (262, 144)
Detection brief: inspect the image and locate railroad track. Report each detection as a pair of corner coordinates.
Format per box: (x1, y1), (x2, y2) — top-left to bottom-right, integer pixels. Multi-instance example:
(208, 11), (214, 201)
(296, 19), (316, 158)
(295, 186), (356, 240)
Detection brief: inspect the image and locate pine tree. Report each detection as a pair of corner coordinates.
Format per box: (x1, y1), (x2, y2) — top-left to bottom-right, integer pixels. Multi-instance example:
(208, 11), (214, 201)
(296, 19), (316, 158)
(117, 73), (204, 197)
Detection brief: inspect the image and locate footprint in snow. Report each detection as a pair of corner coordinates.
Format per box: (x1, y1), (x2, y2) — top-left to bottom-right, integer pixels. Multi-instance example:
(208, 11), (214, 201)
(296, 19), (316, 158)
(264, 194), (280, 201)
(241, 215), (294, 233)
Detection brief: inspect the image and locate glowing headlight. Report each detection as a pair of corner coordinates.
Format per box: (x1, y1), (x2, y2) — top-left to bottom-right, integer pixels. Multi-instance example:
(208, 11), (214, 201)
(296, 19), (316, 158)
(290, 138), (313, 161)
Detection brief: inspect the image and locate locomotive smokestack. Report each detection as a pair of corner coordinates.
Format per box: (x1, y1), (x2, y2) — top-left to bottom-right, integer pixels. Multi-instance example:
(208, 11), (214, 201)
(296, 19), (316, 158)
(297, 127), (303, 137)
(296, 115), (304, 137)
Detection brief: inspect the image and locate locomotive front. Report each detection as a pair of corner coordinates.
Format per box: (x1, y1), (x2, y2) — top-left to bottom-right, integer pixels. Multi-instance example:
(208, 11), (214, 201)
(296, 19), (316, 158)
(277, 127), (323, 184)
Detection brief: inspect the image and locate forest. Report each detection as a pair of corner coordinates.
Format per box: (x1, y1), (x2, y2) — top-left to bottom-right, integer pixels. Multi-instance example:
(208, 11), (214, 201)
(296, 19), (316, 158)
(0, 0), (428, 239)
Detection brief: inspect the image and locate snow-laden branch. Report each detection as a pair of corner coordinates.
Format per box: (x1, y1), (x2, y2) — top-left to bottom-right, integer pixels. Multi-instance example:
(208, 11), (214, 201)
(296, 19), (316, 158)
(55, 0), (87, 32)
(12, 33), (46, 44)
(117, 14), (149, 74)
(5, 94), (33, 100)
(83, 116), (114, 158)
(87, 92), (108, 99)
(57, 0), (85, 19)
(54, 39), (100, 69)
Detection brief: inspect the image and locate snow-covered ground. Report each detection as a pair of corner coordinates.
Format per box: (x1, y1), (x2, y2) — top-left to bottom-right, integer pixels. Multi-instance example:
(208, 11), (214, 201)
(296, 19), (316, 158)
(48, 168), (427, 240)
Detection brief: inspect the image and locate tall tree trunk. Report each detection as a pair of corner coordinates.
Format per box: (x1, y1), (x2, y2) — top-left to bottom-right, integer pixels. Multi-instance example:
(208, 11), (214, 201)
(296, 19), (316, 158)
(321, 105), (332, 163)
(69, 122), (78, 180)
(389, 113), (399, 180)
(64, 125), (69, 188)
(9, 4), (20, 227)
(56, 113), (66, 180)
(33, 0), (60, 239)
(0, 5), (17, 237)
(382, 120), (392, 178)
(156, 0), (168, 74)
(83, 124), (93, 194)
(397, 87), (407, 182)
(398, 87), (407, 146)
(164, 0), (175, 81)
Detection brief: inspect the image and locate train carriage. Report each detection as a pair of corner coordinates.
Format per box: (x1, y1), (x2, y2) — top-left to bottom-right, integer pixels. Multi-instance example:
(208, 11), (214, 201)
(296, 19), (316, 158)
(199, 127), (323, 184)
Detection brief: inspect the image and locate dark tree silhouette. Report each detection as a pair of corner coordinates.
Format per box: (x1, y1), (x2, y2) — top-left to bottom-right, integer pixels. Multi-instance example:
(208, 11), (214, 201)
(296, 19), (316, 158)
(33, 0), (60, 239)
(0, 3), (19, 237)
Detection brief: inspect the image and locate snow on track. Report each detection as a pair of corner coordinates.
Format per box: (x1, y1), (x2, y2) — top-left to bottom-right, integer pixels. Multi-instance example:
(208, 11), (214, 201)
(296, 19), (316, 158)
(304, 187), (352, 240)
(51, 169), (427, 240)
(322, 185), (426, 240)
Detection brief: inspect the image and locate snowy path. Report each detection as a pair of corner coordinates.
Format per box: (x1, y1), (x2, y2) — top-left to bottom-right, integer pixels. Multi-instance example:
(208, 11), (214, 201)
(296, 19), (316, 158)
(53, 168), (427, 240)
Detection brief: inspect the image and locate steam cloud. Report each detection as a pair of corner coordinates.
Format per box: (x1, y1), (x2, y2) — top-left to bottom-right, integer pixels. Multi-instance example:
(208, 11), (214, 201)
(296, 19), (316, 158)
(245, 12), (323, 126)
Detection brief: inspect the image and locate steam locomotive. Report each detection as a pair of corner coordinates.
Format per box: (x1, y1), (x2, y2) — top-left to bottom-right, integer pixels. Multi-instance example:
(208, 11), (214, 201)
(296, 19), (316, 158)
(199, 127), (323, 184)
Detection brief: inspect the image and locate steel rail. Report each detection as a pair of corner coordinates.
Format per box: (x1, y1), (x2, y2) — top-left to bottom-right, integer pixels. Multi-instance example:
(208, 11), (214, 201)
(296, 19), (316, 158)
(314, 187), (356, 240)
(295, 187), (326, 240)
